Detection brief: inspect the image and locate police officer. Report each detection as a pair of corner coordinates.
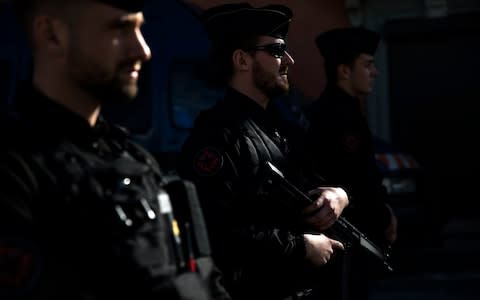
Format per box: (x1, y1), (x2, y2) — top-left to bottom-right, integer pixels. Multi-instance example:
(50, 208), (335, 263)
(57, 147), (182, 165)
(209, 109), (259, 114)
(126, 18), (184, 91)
(305, 27), (398, 300)
(0, 1), (230, 299)
(177, 3), (349, 300)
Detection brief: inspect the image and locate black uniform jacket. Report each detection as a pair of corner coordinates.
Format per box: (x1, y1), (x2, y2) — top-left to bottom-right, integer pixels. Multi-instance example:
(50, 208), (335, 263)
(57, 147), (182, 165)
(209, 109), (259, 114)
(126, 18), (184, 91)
(305, 85), (391, 242)
(178, 88), (319, 299)
(0, 85), (230, 300)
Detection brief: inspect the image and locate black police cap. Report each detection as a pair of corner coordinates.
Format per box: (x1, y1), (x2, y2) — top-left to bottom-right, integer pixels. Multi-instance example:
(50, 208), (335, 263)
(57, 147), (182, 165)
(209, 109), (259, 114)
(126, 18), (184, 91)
(201, 3), (292, 43)
(94, 0), (144, 12)
(13, 0), (144, 13)
(315, 27), (380, 64)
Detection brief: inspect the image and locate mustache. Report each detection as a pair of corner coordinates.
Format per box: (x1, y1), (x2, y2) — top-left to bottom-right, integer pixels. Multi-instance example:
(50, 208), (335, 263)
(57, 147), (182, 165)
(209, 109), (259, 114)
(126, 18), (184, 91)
(117, 60), (142, 73)
(279, 66), (289, 75)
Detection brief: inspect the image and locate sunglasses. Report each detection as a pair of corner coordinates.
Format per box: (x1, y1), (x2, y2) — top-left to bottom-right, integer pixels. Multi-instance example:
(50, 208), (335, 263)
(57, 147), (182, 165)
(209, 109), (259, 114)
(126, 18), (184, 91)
(246, 43), (288, 58)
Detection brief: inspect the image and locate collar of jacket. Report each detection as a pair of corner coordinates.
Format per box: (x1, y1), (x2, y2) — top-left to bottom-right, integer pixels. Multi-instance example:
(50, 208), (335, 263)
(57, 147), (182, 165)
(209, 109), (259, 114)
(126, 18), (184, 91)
(11, 82), (115, 145)
(222, 88), (282, 126)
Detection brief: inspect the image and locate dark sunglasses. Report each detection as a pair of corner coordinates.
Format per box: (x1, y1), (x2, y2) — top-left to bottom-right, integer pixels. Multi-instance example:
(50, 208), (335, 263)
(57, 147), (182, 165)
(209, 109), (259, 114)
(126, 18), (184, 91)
(246, 43), (288, 58)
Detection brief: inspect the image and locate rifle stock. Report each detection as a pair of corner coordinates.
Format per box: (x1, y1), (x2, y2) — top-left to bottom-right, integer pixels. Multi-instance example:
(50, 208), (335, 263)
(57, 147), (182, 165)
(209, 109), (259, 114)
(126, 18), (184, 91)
(259, 161), (393, 272)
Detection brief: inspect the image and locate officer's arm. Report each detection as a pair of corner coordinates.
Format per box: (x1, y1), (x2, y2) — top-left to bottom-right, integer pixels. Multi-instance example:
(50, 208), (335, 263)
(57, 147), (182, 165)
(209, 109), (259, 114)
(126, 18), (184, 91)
(178, 136), (307, 269)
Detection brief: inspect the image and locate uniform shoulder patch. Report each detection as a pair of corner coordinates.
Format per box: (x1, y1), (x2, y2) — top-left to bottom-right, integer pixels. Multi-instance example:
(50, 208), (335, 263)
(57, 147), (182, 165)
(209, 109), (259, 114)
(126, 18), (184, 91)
(193, 147), (224, 176)
(342, 134), (362, 152)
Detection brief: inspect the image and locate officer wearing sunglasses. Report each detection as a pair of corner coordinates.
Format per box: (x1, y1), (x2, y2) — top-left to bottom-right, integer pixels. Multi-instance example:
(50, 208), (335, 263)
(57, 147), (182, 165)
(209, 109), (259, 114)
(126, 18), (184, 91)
(246, 43), (289, 59)
(178, 3), (349, 300)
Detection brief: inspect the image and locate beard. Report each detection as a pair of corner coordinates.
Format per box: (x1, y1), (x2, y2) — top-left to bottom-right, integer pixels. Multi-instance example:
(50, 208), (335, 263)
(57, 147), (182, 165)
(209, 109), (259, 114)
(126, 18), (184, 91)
(66, 44), (139, 105)
(81, 71), (139, 105)
(252, 60), (290, 99)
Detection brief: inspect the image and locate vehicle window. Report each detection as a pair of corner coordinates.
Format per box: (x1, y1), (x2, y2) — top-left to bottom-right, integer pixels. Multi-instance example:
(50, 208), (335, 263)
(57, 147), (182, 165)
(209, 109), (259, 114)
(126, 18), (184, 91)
(101, 60), (152, 134)
(168, 60), (224, 129)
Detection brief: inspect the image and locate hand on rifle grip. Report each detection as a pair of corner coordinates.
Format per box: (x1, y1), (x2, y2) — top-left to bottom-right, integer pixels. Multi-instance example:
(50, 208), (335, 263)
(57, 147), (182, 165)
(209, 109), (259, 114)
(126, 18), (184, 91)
(304, 233), (345, 267)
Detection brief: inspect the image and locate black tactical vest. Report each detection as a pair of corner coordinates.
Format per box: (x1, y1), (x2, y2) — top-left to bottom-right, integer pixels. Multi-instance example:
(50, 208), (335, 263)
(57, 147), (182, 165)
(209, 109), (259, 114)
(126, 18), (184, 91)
(7, 124), (215, 300)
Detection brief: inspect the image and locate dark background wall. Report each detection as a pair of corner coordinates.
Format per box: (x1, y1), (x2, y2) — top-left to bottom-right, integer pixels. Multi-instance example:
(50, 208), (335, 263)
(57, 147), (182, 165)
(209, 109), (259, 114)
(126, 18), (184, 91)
(385, 12), (480, 222)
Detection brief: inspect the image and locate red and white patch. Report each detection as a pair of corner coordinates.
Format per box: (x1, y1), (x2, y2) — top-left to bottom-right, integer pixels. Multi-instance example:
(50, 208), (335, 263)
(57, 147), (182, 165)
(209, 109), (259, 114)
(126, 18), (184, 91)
(0, 237), (41, 293)
(193, 147), (224, 176)
(342, 135), (362, 152)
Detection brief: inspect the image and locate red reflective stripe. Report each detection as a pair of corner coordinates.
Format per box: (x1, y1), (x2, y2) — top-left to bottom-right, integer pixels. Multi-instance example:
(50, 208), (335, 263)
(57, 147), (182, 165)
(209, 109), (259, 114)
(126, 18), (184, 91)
(189, 258), (197, 272)
(376, 154), (390, 169)
(386, 154), (399, 170)
(398, 154), (411, 168)
(377, 153), (420, 170)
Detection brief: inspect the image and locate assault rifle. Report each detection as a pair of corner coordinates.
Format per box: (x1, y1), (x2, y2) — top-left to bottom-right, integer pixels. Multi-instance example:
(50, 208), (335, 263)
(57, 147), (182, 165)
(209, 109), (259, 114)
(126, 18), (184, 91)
(258, 161), (393, 272)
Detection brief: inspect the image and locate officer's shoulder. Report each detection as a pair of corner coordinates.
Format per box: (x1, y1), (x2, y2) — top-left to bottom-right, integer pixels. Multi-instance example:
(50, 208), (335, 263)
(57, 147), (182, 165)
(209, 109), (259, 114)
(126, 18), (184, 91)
(193, 100), (235, 126)
(306, 96), (331, 121)
(189, 105), (239, 139)
(311, 92), (352, 116)
(181, 114), (239, 167)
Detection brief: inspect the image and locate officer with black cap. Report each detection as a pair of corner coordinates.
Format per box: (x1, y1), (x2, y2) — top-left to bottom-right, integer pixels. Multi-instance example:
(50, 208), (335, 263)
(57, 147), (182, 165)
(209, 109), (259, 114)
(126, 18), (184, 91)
(178, 3), (350, 300)
(0, 1), (230, 299)
(304, 27), (398, 300)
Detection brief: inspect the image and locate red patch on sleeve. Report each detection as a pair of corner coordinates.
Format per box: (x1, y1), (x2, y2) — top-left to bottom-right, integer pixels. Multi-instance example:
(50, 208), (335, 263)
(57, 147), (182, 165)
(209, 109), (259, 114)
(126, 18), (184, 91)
(342, 135), (361, 152)
(193, 147), (224, 176)
(0, 239), (39, 291)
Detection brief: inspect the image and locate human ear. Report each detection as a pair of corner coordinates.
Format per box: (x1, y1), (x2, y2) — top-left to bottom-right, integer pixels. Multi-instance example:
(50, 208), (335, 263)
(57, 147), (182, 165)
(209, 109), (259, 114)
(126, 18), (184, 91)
(33, 15), (68, 55)
(338, 64), (352, 80)
(232, 49), (251, 71)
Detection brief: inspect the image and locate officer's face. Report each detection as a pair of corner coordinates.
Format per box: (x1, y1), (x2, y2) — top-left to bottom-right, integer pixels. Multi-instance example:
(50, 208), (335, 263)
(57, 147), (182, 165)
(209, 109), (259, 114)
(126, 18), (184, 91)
(250, 36), (295, 99)
(348, 53), (378, 97)
(64, 2), (151, 104)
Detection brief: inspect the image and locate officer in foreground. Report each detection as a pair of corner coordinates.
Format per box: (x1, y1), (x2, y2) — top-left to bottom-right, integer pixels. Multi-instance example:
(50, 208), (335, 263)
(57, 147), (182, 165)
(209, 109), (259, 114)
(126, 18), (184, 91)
(178, 3), (349, 299)
(0, 0), (230, 299)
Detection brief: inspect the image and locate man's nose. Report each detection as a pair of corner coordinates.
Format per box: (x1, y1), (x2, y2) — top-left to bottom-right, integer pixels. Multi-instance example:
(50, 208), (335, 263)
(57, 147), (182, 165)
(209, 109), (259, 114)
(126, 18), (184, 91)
(130, 30), (151, 62)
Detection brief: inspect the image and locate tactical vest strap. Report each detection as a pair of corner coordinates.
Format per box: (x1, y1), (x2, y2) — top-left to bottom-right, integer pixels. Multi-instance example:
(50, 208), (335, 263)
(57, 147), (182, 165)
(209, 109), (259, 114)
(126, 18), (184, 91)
(241, 119), (284, 171)
(124, 139), (163, 177)
(164, 179), (212, 257)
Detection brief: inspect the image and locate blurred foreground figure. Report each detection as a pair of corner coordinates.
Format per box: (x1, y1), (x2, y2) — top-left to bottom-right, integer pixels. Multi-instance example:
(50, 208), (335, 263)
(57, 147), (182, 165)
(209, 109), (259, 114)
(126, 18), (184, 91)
(0, 1), (230, 299)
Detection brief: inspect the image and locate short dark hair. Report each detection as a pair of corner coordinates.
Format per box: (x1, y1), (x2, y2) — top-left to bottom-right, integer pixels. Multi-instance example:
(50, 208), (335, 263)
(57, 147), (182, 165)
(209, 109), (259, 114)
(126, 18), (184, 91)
(207, 35), (259, 86)
(323, 54), (358, 83)
(14, 0), (81, 41)
(316, 27), (379, 83)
